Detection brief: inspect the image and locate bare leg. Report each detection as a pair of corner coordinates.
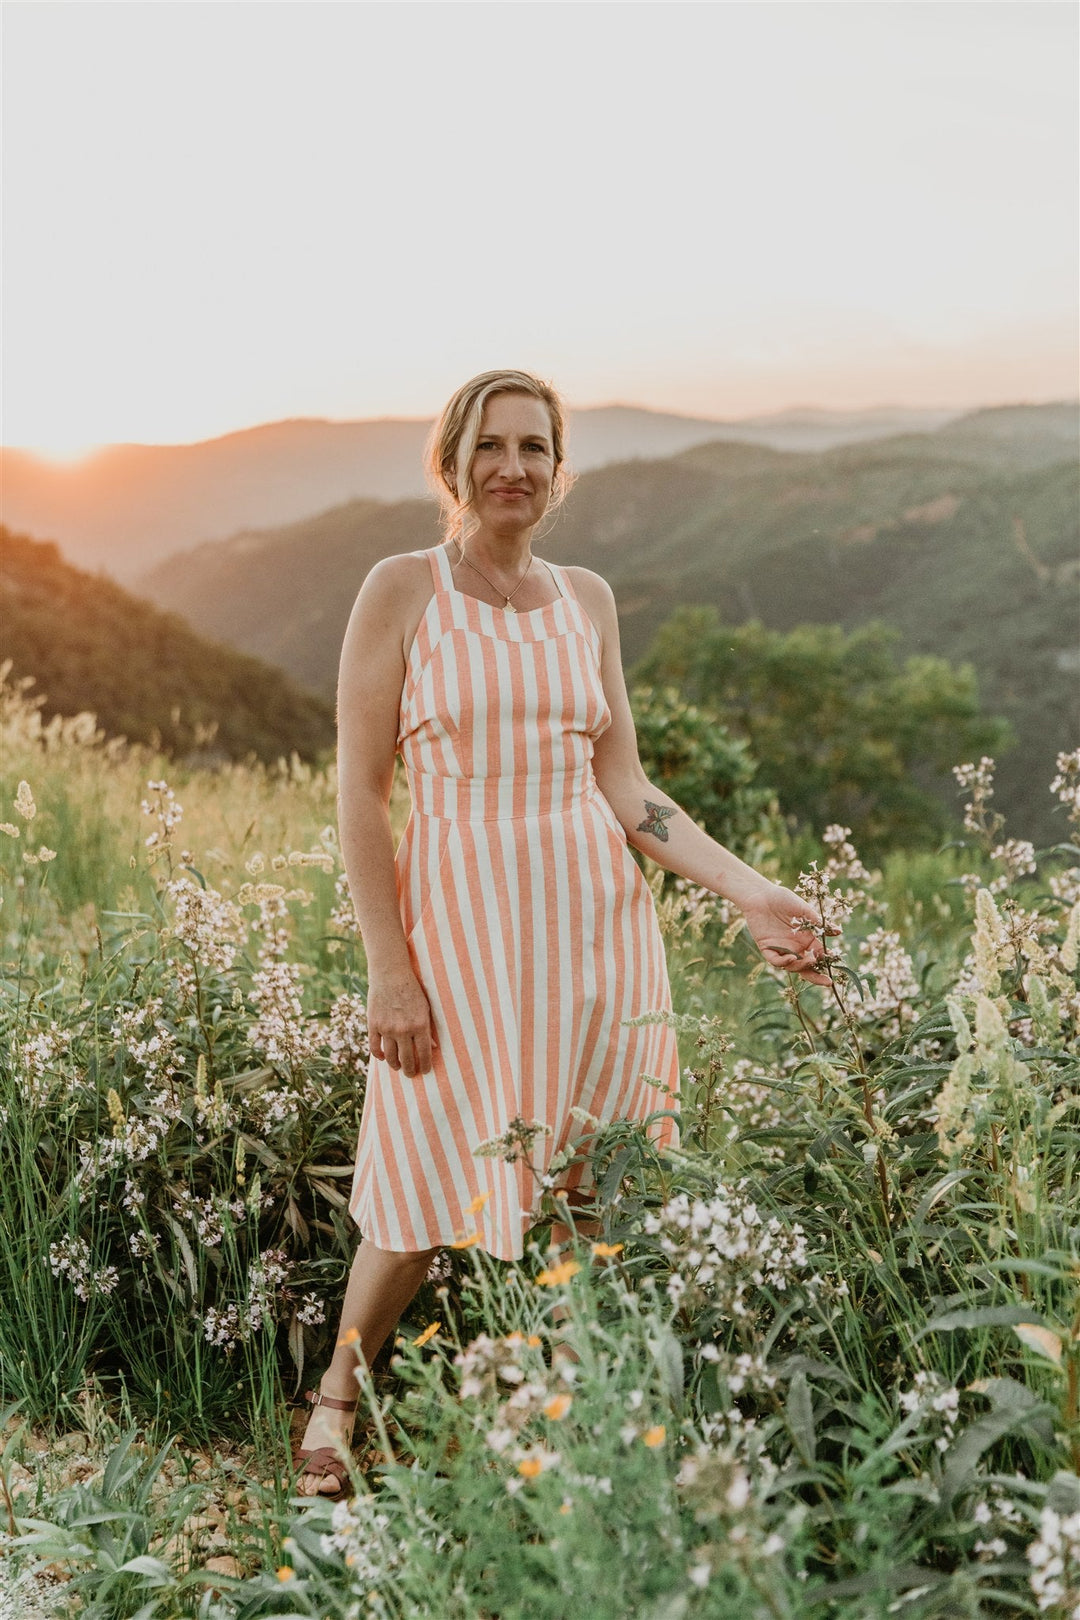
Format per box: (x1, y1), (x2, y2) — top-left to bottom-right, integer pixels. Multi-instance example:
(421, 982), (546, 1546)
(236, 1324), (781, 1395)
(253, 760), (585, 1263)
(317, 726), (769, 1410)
(296, 1237), (438, 1495)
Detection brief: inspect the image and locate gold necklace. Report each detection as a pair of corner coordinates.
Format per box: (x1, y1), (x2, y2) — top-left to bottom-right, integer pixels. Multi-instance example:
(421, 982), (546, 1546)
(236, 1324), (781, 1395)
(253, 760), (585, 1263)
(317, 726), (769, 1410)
(454, 538), (535, 613)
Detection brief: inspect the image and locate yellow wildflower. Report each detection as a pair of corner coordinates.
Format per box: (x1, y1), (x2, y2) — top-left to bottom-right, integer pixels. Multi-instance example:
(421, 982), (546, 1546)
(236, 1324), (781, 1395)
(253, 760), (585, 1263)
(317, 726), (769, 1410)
(465, 1190), (492, 1214)
(412, 1320), (441, 1347)
(526, 1334), (543, 1348)
(536, 1259), (580, 1287)
(642, 1425), (666, 1448)
(450, 1231), (482, 1250)
(517, 1456), (543, 1478)
(337, 1326), (360, 1347)
(544, 1394), (572, 1420)
(276, 1566), (294, 1582)
(590, 1241), (624, 1258)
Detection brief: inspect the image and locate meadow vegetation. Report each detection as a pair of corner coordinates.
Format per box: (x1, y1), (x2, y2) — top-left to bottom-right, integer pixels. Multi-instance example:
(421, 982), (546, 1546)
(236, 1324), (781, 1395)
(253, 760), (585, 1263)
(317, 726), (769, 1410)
(1, 666), (1078, 1619)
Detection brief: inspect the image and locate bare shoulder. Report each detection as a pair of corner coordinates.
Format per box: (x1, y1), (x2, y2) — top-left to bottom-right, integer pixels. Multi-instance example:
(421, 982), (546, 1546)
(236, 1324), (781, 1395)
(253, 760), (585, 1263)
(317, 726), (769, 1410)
(342, 550), (435, 667)
(359, 550), (432, 607)
(563, 565), (616, 614)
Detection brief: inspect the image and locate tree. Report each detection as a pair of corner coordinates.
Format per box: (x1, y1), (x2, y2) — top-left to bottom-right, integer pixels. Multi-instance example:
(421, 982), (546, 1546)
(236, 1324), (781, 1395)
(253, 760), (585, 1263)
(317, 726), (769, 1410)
(633, 609), (1012, 855)
(629, 685), (784, 857)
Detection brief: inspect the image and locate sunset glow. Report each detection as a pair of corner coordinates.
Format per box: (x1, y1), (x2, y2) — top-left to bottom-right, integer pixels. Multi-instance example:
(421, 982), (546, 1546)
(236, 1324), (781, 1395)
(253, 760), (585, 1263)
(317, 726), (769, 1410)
(4, 2), (1076, 460)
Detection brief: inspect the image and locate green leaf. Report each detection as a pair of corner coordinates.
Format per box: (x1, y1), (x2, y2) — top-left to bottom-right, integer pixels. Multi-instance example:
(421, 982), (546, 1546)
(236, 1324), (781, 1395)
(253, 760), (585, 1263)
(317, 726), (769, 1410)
(915, 1303), (1051, 1340)
(908, 1169), (977, 1230)
(117, 1554), (172, 1581)
(786, 1369), (817, 1464)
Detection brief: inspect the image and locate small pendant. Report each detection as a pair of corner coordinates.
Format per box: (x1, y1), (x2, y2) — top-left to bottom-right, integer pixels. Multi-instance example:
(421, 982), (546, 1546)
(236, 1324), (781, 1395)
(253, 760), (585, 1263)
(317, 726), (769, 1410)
(504, 602), (517, 614)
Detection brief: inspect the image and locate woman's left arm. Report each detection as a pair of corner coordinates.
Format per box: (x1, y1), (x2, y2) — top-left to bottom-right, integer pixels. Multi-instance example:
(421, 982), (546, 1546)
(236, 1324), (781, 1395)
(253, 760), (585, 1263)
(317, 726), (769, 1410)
(576, 570), (839, 986)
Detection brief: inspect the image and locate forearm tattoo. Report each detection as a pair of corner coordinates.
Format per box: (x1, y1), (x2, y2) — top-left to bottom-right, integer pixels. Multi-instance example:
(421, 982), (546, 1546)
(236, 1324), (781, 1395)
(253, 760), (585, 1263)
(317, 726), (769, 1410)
(636, 800), (677, 842)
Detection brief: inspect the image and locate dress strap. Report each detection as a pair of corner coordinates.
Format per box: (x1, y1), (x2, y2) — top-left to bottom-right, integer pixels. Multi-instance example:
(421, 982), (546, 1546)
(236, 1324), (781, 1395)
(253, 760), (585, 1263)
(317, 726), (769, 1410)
(544, 559), (576, 601)
(425, 543), (456, 593)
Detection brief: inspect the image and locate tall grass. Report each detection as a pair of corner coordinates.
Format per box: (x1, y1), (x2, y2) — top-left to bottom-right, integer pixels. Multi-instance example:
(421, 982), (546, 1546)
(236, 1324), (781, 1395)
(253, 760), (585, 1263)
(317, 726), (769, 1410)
(1, 670), (1078, 1618)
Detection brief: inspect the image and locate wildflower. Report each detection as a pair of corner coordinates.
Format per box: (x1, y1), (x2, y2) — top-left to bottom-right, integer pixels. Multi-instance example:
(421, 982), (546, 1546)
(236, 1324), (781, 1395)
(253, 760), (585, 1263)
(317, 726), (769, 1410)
(465, 1190), (492, 1214)
(0, 822), (19, 837)
(111, 999), (180, 1087)
(287, 848), (334, 870)
(516, 1445), (560, 1477)
(1027, 1500), (1080, 1616)
(953, 757), (1004, 844)
(898, 1371), (960, 1452)
(248, 961), (319, 1069)
(329, 871), (360, 936)
(591, 1241), (624, 1258)
(277, 1566), (295, 1582)
(14, 780), (36, 821)
(1050, 747), (1080, 827)
(642, 1425), (666, 1448)
(338, 1327), (360, 1347)
(328, 992), (369, 1074)
(412, 1321), (441, 1348)
(851, 929), (921, 1035)
(296, 1293), (327, 1327)
(1063, 901), (1080, 975)
(536, 1259), (581, 1287)
(544, 1394), (572, 1420)
(474, 1116), (553, 1163)
(450, 1231), (482, 1250)
(641, 1184), (811, 1316)
(166, 875), (245, 971)
(47, 1236), (119, 1301)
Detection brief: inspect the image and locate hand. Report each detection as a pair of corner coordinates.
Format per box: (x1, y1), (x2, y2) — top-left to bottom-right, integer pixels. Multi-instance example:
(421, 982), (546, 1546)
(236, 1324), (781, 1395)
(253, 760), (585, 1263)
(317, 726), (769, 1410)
(737, 881), (841, 986)
(366, 968), (438, 1077)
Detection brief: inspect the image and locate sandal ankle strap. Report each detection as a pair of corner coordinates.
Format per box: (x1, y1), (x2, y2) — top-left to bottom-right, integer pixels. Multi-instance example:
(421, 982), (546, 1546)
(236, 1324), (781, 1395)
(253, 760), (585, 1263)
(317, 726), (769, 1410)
(304, 1386), (359, 1413)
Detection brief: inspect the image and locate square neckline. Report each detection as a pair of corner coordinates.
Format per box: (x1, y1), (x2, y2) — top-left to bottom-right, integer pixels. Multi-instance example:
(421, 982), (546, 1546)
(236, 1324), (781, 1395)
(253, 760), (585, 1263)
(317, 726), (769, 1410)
(429, 543), (570, 617)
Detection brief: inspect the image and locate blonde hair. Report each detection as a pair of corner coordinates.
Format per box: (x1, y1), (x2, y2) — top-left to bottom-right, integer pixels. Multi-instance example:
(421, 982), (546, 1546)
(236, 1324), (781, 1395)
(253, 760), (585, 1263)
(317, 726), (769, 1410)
(424, 369), (575, 545)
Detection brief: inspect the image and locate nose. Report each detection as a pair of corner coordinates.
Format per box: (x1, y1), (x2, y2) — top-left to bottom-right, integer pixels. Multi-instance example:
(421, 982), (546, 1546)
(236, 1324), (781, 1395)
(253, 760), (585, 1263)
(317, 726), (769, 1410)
(498, 442), (526, 481)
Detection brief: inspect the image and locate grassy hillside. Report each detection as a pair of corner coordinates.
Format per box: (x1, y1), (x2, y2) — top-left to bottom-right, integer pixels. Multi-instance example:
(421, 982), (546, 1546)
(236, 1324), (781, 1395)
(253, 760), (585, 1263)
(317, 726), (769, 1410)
(0, 525), (336, 762)
(140, 404), (1078, 844)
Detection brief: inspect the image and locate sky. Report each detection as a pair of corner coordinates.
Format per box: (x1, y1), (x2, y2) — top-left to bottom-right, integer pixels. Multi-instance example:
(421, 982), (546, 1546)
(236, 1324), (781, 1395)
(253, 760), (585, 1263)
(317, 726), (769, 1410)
(2, 0), (1077, 459)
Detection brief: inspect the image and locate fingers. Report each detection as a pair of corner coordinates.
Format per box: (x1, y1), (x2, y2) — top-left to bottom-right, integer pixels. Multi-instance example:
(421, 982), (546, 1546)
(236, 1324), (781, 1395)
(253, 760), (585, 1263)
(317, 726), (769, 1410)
(369, 1023), (438, 1078)
(762, 942), (833, 984)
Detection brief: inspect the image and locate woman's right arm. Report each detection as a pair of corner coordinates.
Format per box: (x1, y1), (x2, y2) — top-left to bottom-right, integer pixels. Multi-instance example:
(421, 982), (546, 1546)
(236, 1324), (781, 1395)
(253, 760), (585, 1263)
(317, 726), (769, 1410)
(336, 556), (436, 1078)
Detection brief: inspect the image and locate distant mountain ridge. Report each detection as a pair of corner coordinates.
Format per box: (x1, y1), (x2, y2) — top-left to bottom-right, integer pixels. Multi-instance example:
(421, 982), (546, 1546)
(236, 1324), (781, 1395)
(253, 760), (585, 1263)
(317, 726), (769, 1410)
(0, 527), (336, 762)
(138, 402), (1079, 846)
(0, 401), (970, 580)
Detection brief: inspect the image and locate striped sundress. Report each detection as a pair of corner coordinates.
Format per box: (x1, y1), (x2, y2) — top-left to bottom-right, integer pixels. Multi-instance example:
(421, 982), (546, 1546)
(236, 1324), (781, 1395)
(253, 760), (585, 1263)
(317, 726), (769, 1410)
(349, 542), (681, 1260)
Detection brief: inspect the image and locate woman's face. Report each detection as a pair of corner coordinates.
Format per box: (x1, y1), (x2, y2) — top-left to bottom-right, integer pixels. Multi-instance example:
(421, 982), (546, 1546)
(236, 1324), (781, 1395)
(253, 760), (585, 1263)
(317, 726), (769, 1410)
(467, 392), (556, 536)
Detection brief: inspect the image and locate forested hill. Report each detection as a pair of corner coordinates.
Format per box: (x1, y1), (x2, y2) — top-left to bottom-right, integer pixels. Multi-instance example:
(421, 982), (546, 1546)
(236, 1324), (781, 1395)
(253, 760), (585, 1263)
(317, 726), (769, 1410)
(0, 527), (336, 762)
(138, 402), (1078, 844)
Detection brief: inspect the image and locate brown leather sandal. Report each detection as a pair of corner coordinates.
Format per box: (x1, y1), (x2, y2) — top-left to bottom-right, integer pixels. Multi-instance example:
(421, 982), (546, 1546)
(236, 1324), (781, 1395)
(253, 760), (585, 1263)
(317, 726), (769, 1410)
(291, 1386), (360, 1503)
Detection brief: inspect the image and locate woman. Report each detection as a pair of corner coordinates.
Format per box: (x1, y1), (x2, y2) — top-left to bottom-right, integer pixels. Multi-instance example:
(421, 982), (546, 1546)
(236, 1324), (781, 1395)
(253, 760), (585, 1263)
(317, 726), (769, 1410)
(293, 368), (838, 1497)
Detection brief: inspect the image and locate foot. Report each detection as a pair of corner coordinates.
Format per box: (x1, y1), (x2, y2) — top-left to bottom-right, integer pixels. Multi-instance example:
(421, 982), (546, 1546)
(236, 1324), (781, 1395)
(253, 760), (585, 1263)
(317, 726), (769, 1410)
(294, 1378), (359, 1497)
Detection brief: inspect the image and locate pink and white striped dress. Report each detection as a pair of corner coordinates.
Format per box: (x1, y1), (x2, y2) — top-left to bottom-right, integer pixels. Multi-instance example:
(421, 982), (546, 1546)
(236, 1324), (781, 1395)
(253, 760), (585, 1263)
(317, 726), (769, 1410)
(349, 543), (680, 1260)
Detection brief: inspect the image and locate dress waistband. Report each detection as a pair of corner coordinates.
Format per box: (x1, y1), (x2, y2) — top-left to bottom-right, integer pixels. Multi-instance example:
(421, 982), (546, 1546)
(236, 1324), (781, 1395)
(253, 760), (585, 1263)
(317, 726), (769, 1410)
(407, 767), (600, 822)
